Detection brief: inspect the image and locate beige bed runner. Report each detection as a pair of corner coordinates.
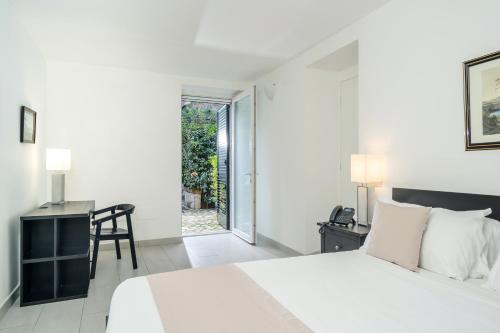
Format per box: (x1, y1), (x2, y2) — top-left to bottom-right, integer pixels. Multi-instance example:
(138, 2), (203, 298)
(147, 264), (312, 333)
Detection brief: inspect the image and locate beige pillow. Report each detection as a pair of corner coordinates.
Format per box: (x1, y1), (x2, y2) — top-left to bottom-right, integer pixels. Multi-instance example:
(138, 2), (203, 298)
(367, 202), (431, 271)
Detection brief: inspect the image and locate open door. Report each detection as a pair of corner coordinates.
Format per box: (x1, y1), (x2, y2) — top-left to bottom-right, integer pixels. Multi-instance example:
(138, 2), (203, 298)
(230, 87), (256, 244)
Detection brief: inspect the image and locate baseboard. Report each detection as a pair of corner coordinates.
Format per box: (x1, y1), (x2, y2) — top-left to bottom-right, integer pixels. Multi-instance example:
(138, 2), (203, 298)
(98, 236), (183, 251)
(256, 233), (302, 256)
(0, 285), (19, 321)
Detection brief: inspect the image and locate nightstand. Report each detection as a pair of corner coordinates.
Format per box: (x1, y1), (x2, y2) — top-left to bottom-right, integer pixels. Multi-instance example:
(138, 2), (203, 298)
(317, 223), (370, 253)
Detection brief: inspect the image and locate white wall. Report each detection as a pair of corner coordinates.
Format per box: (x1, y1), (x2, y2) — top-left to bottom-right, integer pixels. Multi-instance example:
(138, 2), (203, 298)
(46, 61), (249, 241)
(256, 66), (340, 253)
(359, 0), (500, 198)
(256, 66), (359, 254)
(47, 62), (182, 241)
(0, 0), (46, 308)
(303, 69), (342, 253)
(255, 0), (500, 254)
(255, 66), (308, 252)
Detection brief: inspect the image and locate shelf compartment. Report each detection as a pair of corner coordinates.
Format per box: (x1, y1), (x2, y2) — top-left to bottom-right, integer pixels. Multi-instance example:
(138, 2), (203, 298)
(56, 217), (89, 256)
(22, 262), (54, 304)
(22, 219), (54, 260)
(56, 258), (89, 298)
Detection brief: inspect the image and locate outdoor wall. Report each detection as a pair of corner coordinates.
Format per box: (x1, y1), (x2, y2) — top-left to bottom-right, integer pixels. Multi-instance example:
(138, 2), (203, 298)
(255, 0), (500, 254)
(46, 61), (249, 241)
(0, 0), (47, 310)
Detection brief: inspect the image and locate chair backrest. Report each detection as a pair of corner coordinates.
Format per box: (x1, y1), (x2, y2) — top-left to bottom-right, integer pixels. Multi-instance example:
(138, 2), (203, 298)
(116, 204), (135, 215)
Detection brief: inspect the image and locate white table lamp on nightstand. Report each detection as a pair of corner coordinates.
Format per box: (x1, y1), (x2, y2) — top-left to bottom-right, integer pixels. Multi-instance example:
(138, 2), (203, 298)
(46, 148), (71, 204)
(351, 154), (384, 226)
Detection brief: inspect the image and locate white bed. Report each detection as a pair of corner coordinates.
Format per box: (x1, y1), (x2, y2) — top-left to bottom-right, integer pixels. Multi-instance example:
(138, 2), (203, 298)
(107, 251), (500, 333)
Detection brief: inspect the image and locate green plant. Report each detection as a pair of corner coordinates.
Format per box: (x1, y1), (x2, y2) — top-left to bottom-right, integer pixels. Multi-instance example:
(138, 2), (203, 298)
(210, 155), (218, 205)
(181, 105), (217, 205)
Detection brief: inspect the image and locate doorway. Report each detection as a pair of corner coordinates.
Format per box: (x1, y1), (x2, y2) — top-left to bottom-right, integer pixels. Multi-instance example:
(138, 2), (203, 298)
(308, 41), (359, 210)
(180, 87), (257, 244)
(181, 97), (231, 236)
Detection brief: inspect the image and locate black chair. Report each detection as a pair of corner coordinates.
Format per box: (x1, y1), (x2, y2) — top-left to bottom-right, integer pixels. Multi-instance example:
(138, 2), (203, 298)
(90, 204), (137, 279)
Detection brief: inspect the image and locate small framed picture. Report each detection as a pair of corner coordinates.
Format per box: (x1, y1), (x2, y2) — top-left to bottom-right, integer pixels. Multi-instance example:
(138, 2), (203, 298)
(20, 106), (37, 144)
(464, 51), (500, 150)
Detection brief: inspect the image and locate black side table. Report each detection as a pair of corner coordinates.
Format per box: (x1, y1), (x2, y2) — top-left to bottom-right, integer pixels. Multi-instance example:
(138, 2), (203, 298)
(317, 222), (370, 253)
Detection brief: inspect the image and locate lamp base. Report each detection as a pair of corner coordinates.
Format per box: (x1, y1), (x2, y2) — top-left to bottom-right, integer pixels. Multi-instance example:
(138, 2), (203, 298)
(356, 185), (369, 226)
(51, 173), (66, 204)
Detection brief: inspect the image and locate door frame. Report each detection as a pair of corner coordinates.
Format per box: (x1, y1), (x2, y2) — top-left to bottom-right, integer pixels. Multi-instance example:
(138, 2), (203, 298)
(230, 86), (256, 244)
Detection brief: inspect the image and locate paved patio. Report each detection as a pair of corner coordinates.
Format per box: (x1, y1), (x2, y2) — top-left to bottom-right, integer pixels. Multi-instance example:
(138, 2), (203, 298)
(182, 208), (226, 235)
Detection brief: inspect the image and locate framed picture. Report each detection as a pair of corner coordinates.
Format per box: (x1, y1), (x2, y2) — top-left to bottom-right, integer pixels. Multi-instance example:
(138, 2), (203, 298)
(20, 106), (37, 144)
(464, 51), (500, 150)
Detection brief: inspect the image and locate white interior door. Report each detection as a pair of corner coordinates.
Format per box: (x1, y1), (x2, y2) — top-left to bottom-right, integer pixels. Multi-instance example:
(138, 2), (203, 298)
(339, 77), (359, 209)
(230, 87), (256, 244)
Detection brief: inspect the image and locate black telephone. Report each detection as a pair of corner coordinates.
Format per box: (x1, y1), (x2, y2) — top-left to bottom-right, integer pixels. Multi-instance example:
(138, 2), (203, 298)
(329, 205), (356, 226)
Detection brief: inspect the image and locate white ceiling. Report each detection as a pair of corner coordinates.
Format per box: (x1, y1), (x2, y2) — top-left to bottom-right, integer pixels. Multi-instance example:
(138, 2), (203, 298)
(11, 0), (389, 81)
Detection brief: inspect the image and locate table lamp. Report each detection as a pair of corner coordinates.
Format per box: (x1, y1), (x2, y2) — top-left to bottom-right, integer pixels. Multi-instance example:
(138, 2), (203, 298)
(351, 154), (384, 226)
(46, 148), (71, 204)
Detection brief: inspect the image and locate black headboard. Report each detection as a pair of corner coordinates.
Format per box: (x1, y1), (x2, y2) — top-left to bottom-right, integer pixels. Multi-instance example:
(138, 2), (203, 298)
(392, 188), (500, 221)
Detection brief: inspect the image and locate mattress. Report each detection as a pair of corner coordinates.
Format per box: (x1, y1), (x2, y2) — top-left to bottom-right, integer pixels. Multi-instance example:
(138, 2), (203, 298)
(106, 251), (500, 333)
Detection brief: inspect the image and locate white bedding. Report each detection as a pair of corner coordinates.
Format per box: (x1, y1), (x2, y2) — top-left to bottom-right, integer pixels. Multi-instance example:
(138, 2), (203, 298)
(107, 251), (500, 333)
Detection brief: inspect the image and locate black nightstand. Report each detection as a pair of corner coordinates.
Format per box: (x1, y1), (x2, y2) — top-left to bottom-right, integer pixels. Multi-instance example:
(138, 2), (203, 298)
(317, 223), (370, 253)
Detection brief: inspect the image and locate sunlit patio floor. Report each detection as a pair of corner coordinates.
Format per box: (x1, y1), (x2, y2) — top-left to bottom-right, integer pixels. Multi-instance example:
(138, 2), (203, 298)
(182, 208), (227, 235)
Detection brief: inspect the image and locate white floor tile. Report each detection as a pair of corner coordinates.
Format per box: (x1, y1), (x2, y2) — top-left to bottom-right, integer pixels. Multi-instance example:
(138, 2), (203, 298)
(79, 312), (107, 333)
(0, 299), (41, 330)
(0, 325), (34, 333)
(33, 299), (83, 333)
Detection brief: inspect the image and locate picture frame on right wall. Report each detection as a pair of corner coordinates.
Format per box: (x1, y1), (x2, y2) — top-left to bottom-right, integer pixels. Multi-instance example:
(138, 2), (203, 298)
(464, 51), (500, 150)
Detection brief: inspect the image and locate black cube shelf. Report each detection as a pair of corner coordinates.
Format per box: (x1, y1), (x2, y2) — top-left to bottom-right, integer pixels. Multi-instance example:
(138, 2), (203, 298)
(20, 201), (95, 306)
(22, 219), (54, 260)
(22, 261), (54, 303)
(57, 217), (90, 257)
(57, 258), (90, 298)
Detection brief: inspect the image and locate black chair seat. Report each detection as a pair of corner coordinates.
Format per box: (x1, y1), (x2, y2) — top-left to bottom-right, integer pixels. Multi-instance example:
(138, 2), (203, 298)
(91, 227), (129, 240)
(90, 204), (137, 279)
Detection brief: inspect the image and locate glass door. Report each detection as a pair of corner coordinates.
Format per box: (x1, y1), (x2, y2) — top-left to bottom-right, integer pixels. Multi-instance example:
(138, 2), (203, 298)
(230, 87), (256, 243)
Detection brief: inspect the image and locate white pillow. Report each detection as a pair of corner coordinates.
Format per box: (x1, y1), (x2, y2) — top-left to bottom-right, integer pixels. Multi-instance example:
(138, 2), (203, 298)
(419, 207), (490, 280)
(485, 253), (500, 291)
(470, 253), (490, 279)
(483, 218), (500, 268)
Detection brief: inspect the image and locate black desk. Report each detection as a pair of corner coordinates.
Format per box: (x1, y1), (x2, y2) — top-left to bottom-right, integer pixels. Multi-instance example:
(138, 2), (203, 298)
(20, 201), (94, 306)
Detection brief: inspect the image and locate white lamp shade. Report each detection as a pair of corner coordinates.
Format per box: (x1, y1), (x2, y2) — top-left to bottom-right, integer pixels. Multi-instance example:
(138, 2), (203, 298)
(46, 149), (71, 171)
(351, 154), (384, 184)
